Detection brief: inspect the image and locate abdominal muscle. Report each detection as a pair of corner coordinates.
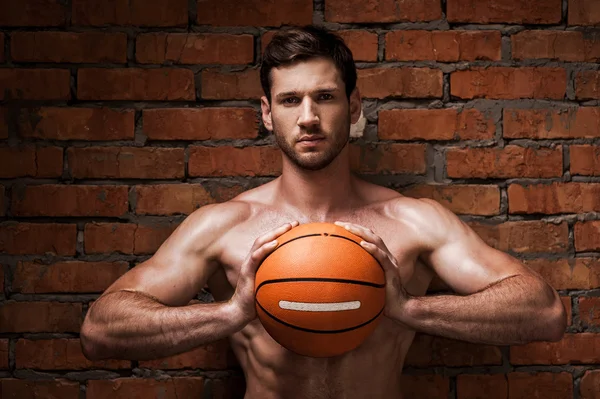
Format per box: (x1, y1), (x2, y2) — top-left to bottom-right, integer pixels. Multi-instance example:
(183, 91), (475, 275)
(228, 315), (415, 399)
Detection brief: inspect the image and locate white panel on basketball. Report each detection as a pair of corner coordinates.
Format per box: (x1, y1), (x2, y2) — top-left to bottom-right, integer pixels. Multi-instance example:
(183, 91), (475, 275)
(278, 300), (361, 312)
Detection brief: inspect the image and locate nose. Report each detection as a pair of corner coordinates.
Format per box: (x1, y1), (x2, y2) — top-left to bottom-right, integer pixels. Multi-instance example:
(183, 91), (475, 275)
(297, 97), (319, 128)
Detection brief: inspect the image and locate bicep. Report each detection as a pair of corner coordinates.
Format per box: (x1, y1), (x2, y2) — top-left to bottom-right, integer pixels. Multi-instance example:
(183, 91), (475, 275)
(102, 205), (223, 306)
(416, 201), (534, 295)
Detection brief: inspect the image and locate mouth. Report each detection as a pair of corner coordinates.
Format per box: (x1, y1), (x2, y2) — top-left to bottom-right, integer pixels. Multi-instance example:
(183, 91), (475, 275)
(298, 135), (325, 142)
(279, 300), (361, 312)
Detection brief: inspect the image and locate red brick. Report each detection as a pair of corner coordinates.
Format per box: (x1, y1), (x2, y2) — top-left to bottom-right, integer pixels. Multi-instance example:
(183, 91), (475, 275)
(139, 339), (232, 369)
(337, 31), (379, 62)
(0, 302), (81, 333)
(261, 30), (379, 63)
(524, 258), (600, 290)
(581, 370), (600, 399)
(0, 223), (76, 255)
(18, 107), (135, 141)
(37, 147), (64, 177)
(16, 339), (129, 370)
(579, 297), (600, 328)
(201, 68), (261, 100)
(358, 68), (443, 99)
(447, 145), (562, 179)
(469, 221), (568, 253)
(87, 378), (204, 399)
(0, 186), (4, 217)
(67, 147), (185, 179)
(0, 339), (7, 369)
(575, 221), (600, 252)
(13, 261), (129, 294)
(386, 31), (501, 61)
(84, 223), (136, 254)
(73, 0), (187, 27)
(451, 67), (566, 99)
(402, 184), (500, 215)
(210, 375), (246, 399)
(511, 333), (600, 364)
(350, 143), (427, 175)
(447, 0), (561, 23)
(136, 33), (253, 65)
(379, 108), (495, 140)
(78, 68), (194, 101)
(189, 146), (282, 177)
(400, 375), (449, 399)
(569, 0), (600, 25)
(576, 71), (600, 100)
(326, 0), (441, 22)
(503, 108), (600, 139)
(143, 108), (258, 140)
(406, 333), (501, 367)
(0, 69), (70, 100)
(0, 33), (4, 62)
(561, 296), (572, 326)
(135, 184), (215, 215)
(0, 108), (8, 139)
(508, 183), (600, 214)
(213, 184), (246, 203)
(12, 32), (127, 63)
(84, 222), (177, 255)
(0, 146), (62, 178)
(512, 31), (600, 62)
(457, 375), (507, 399)
(12, 185), (128, 217)
(0, 264), (3, 291)
(0, 379), (79, 399)
(571, 145), (600, 176)
(197, 0), (311, 26)
(0, 0), (67, 26)
(134, 223), (178, 254)
(508, 372), (572, 398)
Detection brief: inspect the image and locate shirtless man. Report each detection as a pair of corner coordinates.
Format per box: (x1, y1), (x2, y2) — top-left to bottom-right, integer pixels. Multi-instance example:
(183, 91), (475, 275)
(81, 26), (567, 398)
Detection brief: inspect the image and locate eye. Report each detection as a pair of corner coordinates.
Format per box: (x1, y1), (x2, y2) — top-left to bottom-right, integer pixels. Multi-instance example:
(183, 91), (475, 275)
(318, 93), (333, 101)
(282, 97), (299, 105)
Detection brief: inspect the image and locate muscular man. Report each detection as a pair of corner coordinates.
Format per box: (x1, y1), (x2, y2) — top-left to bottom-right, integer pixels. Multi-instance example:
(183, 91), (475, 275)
(81, 26), (567, 398)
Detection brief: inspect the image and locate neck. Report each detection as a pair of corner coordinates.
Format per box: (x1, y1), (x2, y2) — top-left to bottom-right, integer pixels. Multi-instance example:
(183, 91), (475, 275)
(276, 146), (358, 222)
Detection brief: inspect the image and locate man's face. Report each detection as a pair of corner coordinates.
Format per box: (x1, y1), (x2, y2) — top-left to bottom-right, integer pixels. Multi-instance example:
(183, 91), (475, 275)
(261, 57), (357, 171)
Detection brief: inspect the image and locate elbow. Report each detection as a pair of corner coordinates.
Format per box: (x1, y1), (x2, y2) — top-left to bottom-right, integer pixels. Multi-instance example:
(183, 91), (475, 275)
(541, 297), (568, 342)
(80, 319), (111, 361)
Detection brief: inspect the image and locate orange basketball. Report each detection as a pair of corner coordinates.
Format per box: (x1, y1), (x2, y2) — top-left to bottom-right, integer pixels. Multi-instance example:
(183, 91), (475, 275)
(254, 222), (386, 358)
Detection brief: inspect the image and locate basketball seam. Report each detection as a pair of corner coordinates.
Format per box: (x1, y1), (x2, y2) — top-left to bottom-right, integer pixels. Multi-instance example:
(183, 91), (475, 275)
(256, 231), (384, 273)
(256, 301), (385, 334)
(256, 277), (385, 293)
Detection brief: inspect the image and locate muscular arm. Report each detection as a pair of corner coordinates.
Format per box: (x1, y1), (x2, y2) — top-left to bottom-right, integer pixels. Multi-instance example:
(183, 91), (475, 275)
(81, 203), (248, 361)
(396, 200), (567, 345)
(83, 290), (242, 360)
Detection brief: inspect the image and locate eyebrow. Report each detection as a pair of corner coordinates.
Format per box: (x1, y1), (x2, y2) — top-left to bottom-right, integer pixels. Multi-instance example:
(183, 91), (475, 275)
(275, 87), (339, 100)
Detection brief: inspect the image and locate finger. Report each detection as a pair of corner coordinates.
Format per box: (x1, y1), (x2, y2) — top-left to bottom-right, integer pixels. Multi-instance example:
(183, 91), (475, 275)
(358, 240), (395, 272)
(335, 221), (387, 249)
(246, 238), (280, 274)
(252, 221), (298, 250)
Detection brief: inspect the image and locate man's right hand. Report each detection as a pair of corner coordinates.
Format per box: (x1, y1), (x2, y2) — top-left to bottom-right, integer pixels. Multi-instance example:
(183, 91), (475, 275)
(229, 221), (299, 326)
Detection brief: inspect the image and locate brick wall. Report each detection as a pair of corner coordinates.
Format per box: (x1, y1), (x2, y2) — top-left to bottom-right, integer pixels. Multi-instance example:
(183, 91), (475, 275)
(1, 0), (599, 398)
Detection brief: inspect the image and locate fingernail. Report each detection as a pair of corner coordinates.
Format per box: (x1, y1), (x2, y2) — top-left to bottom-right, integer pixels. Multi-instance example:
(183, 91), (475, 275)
(360, 241), (368, 246)
(334, 221), (343, 225)
(270, 240), (278, 246)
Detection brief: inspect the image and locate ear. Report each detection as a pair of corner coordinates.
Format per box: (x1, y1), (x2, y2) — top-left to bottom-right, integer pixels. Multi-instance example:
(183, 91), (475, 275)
(349, 87), (362, 124)
(261, 96), (273, 132)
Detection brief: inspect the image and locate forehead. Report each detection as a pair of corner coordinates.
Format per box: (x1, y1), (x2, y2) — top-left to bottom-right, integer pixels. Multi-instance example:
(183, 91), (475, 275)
(270, 57), (344, 95)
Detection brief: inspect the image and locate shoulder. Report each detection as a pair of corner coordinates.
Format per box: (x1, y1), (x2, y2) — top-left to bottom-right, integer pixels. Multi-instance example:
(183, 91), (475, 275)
(385, 196), (466, 248)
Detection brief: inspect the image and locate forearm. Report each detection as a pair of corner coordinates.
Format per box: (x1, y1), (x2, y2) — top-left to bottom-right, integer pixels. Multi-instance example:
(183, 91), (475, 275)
(400, 275), (566, 345)
(81, 290), (244, 361)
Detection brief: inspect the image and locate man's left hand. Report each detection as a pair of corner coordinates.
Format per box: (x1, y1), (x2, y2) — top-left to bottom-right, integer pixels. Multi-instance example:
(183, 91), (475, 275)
(334, 221), (412, 327)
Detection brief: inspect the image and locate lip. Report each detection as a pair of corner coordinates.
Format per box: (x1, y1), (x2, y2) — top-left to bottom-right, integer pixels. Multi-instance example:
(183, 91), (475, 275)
(298, 135), (325, 143)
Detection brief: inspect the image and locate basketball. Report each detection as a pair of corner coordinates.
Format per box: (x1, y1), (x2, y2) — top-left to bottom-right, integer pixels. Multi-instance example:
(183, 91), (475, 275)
(254, 222), (386, 358)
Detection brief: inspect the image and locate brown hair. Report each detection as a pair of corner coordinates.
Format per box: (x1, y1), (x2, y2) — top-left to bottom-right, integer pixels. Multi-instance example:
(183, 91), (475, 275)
(260, 26), (357, 103)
